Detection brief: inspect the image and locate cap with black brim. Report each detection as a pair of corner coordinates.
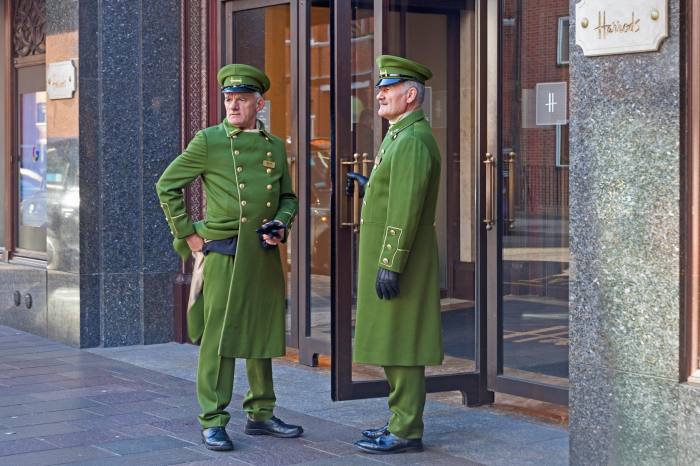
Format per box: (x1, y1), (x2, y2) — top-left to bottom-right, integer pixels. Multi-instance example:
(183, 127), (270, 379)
(217, 63), (271, 95)
(375, 55), (432, 89)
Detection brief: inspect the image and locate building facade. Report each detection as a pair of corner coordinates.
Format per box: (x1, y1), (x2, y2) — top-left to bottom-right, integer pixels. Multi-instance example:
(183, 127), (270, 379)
(0, 0), (698, 462)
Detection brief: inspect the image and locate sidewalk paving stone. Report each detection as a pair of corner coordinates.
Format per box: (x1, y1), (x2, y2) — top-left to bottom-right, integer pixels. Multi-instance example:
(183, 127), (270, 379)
(0, 326), (568, 465)
(0, 445), (114, 466)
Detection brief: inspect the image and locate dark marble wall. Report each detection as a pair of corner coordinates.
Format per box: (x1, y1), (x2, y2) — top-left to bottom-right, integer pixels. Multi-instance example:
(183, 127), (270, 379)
(77, 0), (181, 347)
(569, 1), (700, 464)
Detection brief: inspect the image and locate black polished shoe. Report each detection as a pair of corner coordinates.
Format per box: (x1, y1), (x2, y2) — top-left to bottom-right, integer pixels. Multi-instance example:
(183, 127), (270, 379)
(244, 416), (303, 438)
(355, 432), (423, 454)
(201, 426), (234, 451)
(362, 423), (389, 439)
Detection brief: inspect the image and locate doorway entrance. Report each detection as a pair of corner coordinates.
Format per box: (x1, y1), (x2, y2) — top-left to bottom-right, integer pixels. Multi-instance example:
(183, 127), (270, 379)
(214, 0), (569, 406)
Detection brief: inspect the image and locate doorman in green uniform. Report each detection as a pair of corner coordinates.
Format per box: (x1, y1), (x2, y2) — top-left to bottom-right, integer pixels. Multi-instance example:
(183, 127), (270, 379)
(156, 64), (302, 452)
(347, 55), (443, 454)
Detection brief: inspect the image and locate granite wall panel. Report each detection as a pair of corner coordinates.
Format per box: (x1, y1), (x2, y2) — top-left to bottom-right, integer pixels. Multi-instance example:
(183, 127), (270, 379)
(568, 0), (698, 463)
(71, 0), (180, 347)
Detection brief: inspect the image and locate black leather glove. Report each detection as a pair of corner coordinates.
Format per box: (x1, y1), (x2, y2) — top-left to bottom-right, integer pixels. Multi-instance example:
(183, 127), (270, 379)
(255, 220), (286, 250)
(346, 172), (369, 198)
(375, 267), (400, 300)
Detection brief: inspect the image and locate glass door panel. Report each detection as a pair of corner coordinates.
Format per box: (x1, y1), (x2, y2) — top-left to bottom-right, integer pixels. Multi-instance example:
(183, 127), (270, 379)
(226, 3), (296, 338)
(333, 0), (489, 404)
(308, 2), (332, 345)
(383, 0), (479, 379)
(498, 0), (570, 393)
(347, 0), (379, 382)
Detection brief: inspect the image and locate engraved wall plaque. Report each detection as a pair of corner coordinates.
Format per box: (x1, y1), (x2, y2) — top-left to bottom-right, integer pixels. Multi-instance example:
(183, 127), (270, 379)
(575, 0), (668, 56)
(46, 61), (76, 100)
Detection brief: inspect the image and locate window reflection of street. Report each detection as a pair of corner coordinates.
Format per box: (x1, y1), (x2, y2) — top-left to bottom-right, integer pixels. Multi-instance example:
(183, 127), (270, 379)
(18, 90), (48, 252)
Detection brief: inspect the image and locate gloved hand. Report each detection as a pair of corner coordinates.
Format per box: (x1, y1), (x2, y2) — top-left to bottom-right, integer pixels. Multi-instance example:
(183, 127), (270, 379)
(346, 172), (369, 198)
(375, 267), (400, 300)
(255, 220), (286, 250)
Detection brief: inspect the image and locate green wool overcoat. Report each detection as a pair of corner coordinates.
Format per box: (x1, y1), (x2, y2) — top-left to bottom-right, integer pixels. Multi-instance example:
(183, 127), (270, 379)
(156, 118), (297, 358)
(353, 109), (444, 367)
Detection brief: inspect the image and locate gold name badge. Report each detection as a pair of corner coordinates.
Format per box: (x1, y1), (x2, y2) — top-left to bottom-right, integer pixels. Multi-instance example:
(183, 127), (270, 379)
(263, 160), (276, 169)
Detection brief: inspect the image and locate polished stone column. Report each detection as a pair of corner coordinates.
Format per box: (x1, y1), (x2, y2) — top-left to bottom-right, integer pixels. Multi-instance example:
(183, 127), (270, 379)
(569, 0), (700, 464)
(53, 0), (182, 347)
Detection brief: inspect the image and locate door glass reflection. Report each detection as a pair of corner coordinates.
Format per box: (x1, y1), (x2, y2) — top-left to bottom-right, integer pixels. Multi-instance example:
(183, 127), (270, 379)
(17, 64), (47, 253)
(500, 0), (570, 386)
(351, 1), (478, 381)
(309, 2), (332, 342)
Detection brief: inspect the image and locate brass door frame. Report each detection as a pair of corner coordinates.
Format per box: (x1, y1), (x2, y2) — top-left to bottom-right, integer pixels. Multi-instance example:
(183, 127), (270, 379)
(682, 0), (700, 382)
(483, 0), (568, 405)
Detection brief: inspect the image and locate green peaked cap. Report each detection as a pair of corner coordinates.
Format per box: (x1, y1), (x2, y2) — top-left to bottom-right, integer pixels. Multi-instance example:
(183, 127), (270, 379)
(375, 55), (433, 87)
(217, 63), (271, 94)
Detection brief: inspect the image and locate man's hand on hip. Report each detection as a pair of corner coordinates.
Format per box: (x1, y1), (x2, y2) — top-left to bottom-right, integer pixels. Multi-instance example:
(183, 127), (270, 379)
(186, 234), (204, 252)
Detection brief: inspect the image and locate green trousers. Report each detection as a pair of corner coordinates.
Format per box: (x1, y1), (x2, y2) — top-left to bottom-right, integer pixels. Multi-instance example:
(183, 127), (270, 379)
(384, 365), (426, 439)
(197, 343), (276, 428)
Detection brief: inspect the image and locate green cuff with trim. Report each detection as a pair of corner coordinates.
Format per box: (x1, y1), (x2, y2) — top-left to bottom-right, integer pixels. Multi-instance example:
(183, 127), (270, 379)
(378, 226), (409, 273)
(160, 202), (195, 239)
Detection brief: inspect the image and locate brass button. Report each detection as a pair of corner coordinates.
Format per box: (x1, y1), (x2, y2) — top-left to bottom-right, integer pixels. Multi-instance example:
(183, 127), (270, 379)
(382, 258), (389, 264)
(392, 135), (397, 140)
(237, 166), (243, 173)
(241, 217), (247, 223)
(234, 150), (240, 155)
(239, 183), (245, 189)
(262, 218), (268, 223)
(381, 149), (385, 154)
(266, 168), (272, 174)
(266, 184), (272, 190)
(266, 202), (272, 207)
(386, 244), (392, 250)
(362, 200), (366, 206)
(241, 200), (247, 206)
(361, 219), (364, 224)
(266, 151), (272, 157)
(389, 229), (396, 235)
(232, 135), (238, 139)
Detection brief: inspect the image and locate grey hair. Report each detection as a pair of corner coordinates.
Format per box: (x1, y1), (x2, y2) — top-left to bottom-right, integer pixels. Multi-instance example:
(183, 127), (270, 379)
(402, 80), (425, 105)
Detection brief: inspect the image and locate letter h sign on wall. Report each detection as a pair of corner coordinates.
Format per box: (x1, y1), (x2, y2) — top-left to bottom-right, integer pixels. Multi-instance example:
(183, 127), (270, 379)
(535, 82), (568, 126)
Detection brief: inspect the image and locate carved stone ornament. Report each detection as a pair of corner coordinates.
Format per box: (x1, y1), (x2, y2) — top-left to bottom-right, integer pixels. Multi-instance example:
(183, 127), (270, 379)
(182, 0), (208, 221)
(13, 0), (46, 58)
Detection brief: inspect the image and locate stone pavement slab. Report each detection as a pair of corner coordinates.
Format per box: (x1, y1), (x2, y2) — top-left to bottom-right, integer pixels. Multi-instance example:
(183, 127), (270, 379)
(0, 326), (568, 465)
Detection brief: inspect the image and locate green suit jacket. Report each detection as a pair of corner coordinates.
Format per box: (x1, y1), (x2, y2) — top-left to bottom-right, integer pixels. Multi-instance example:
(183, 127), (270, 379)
(353, 109), (444, 366)
(156, 118), (297, 357)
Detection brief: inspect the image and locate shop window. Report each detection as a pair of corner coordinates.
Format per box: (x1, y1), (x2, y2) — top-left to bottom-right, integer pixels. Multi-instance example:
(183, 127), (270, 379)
(4, 0), (47, 259)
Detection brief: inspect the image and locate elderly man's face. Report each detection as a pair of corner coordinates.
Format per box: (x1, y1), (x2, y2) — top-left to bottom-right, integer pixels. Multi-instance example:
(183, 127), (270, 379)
(376, 82), (416, 121)
(224, 92), (263, 129)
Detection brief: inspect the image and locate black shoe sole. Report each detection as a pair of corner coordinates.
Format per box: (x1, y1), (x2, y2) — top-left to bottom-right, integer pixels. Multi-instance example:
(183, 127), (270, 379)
(355, 444), (424, 455)
(201, 440), (234, 451)
(244, 427), (303, 438)
(362, 432), (388, 440)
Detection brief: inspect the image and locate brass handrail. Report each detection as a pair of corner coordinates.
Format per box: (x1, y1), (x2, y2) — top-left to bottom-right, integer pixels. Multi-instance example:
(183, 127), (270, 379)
(506, 151), (517, 230)
(341, 153), (360, 230)
(483, 152), (495, 230)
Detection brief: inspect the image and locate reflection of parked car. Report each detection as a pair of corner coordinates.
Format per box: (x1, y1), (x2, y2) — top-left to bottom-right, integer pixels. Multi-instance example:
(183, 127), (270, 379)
(19, 168), (47, 228)
(310, 138), (331, 275)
